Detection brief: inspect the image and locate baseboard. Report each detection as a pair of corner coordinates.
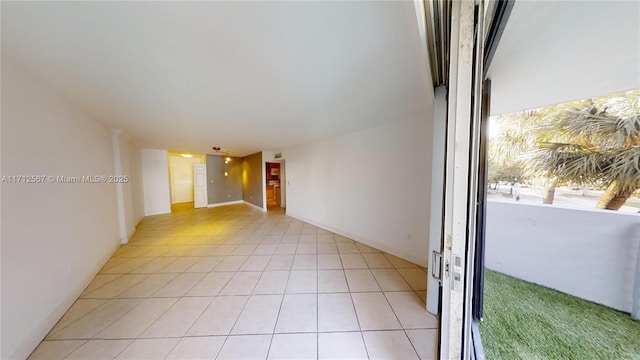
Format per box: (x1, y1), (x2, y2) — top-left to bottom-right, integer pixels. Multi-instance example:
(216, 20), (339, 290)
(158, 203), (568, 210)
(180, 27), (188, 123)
(147, 202), (266, 213)
(243, 201), (267, 212)
(203, 200), (265, 212)
(13, 240), (120, 360)
(144, 209), (171, 216)
(286, 211), (428, 267)
(122, 227), (137, 244)
(207, 200), (243, 208)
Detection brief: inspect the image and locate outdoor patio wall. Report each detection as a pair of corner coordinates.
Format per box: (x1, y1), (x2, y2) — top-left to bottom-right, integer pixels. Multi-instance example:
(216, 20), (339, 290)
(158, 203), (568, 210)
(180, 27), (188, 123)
(485, 200), (640, 312)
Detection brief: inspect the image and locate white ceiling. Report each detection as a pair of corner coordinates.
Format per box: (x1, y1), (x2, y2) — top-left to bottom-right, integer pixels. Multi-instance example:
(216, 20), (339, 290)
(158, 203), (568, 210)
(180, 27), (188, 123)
(2, 1), (432, 157)
(487, 0), (640, 116)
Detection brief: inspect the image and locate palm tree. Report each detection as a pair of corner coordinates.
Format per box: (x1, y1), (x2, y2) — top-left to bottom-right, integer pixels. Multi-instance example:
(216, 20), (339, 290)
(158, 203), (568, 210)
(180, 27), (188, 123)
(489, 109), (558, 203)
(525, 90), (640, 210)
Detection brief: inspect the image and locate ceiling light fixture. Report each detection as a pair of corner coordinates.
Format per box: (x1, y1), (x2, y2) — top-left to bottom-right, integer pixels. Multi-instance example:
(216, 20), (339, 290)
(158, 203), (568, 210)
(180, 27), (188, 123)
(180, 153), (193, 158)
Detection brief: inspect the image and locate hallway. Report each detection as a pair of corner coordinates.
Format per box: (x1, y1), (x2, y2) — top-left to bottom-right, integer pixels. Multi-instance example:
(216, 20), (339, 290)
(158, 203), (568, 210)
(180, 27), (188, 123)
(29, 205), (437, 359)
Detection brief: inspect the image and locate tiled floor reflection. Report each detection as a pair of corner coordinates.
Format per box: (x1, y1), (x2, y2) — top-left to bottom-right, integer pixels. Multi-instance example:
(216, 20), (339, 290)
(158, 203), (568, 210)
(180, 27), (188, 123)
(30, 204), (437, 359)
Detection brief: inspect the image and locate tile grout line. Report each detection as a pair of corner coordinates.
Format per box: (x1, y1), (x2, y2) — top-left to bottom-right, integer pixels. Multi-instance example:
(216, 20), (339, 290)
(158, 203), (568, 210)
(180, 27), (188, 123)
(121, 296), (185, 340)
(316, 237), (320, 359)
(50, 296), (147, 342)
(380, 290), (422, 359)
(220, 229), (288, 359)
(41, 339), (89, 360)
(366, 261), (423, 359)
(36, 206), (434, 359)
(340, 251), (372, 359)
(46, 298), (111, 339)
(180, 267), (239, 337)
(83, 272), (152, 298)
(160, 336), (182, 360)
(374, 262), (430, 359)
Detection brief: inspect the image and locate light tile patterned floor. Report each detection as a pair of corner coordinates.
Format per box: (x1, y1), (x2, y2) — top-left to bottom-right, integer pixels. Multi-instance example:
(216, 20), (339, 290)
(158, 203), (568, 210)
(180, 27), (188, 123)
(29, 204), (438, 360)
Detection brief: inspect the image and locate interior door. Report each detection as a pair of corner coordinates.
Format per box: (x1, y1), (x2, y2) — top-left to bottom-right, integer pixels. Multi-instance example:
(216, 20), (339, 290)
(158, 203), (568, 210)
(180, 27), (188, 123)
(193, 164), (208, 208)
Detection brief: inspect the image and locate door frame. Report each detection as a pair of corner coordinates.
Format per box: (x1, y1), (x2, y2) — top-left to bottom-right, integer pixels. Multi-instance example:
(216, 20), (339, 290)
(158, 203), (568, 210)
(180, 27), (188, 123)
(278, 160), (286, 208)
(470, 1), (514, 357)
(264, 160), (286, 210)
(437, 0), (514, 358)
(438, 0), (487, 358)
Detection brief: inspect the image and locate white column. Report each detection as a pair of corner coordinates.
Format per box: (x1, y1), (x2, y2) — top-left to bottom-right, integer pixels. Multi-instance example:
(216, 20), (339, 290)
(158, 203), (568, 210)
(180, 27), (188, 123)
(112, 129), (128, 244)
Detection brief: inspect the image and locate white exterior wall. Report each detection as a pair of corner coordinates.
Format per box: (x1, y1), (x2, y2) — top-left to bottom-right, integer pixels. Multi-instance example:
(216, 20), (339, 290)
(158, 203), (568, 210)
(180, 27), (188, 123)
(486, 201), (640, 312)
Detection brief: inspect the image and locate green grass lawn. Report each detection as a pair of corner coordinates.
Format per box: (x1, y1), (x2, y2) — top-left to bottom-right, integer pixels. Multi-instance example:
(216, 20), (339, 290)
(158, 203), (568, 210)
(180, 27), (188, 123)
(479, 270), (640, 359)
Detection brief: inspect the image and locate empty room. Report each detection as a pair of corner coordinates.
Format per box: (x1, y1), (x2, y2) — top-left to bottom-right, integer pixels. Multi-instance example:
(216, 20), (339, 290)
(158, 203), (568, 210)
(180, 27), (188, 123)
(4, 1), (638, 359)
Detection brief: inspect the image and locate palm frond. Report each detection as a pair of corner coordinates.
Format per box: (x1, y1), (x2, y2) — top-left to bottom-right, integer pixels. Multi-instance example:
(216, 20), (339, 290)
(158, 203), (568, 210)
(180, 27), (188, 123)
(601, 146), (640, 192)
(526, 144), (640, 192)
(548, 106), (640, 148)
(490, 89), (640, 194)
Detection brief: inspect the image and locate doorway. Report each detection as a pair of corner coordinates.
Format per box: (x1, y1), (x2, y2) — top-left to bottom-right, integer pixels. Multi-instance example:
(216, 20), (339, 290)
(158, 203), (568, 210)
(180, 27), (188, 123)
(265, 161), (281, 208)
(168, 154), (204, 208)
(265, 161), (286, 210)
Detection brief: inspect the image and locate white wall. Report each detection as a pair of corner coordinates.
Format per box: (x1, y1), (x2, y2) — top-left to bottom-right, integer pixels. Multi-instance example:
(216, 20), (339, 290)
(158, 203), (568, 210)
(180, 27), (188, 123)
(168, 155), (202, 204)
(129, 143), (145, 227)
(283, 117), (432, 266)
(1, 59), (121, 359)
(486, 201), (640, 312)
(141, 149), (171, 216)
(112, 131), (144, 242)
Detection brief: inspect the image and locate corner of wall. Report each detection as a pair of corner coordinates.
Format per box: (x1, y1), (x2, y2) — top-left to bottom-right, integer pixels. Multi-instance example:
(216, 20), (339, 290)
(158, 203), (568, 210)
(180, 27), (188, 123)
(241, 151), (264, 209)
